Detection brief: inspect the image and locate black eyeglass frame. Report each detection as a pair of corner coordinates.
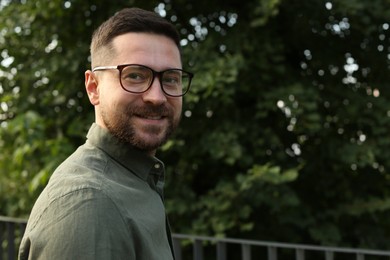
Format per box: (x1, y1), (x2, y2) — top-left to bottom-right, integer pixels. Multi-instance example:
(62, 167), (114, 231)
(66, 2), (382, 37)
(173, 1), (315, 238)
(92, 64), (194, 97)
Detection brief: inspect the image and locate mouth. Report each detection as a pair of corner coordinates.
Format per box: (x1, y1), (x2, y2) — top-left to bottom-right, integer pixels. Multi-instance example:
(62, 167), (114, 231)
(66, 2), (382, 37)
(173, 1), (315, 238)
(136, 114), (166, 120)
(143, 115), (165, 120)
(134, 114), (168, 126)
(130, 105), (170, 125)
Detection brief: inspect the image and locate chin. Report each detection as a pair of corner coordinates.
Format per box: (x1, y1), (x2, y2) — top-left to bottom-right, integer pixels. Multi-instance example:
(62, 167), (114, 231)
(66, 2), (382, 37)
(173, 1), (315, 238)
(131, 133), (168, 152)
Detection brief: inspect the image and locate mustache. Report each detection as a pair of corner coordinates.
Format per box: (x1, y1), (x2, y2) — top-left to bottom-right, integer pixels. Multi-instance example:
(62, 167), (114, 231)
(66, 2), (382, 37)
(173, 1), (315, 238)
(126, 104), (172, 117)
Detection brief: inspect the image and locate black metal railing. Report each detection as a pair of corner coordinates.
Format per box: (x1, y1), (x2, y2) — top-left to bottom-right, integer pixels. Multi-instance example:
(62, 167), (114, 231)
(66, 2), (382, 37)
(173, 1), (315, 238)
(0, 216), (27, 260)
(172, 234), (390, 260)
(2, 216), (390, 260)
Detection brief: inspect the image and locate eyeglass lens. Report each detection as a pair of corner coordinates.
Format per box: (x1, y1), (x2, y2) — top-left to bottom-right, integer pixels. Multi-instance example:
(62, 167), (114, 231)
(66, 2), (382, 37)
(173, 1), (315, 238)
(120, 65), (190, 96)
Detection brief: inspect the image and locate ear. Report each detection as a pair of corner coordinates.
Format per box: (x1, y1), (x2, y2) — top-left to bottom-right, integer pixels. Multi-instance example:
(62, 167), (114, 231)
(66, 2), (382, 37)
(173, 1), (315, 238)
(85, 70), (100, 106)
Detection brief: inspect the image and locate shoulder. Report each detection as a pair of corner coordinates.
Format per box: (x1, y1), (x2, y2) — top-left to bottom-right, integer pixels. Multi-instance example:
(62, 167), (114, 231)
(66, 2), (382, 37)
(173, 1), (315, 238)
(46, 143), (109, 197)
(26, 143), (121, 231)
(20, 187), (134, 260)
(27, 184), (123, 231)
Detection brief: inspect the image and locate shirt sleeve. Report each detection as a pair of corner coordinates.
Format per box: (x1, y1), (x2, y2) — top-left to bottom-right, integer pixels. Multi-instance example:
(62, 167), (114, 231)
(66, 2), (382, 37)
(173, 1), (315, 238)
(19, 187), (135, 260)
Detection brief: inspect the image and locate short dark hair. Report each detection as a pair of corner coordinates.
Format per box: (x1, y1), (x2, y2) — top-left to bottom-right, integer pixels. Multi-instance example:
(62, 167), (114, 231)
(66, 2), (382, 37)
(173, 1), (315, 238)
(90, 8), (181, 67)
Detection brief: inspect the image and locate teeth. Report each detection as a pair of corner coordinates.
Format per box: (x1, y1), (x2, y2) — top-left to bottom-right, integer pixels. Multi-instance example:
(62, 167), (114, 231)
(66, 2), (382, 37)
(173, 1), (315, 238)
(145, 116), (162, 120)
(135, 114), (165, 120)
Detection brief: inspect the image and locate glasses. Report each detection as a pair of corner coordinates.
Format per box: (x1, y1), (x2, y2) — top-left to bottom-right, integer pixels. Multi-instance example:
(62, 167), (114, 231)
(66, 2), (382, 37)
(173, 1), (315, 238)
(92, 64), (194, 97)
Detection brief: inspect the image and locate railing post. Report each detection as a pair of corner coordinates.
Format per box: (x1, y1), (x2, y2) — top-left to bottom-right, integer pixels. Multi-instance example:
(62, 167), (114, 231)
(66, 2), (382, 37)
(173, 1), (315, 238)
(241, 244), (251, 260)
(173, 238), (182, 260)
(0, 221), (3, 260)
(325, 251), (334, 260)
(7, 222), (15, 260)
(296, 248), (305, 260)
(194, 239), (203, 260)
(356, 253), (364, 260)
(217, 242), (227, 260)
(19, 222), (26, 238)
(268, 246), (277, 260)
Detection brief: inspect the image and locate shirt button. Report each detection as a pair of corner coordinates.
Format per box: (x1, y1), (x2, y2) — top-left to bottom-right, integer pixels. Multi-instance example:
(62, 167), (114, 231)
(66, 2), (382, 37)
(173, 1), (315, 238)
(154, 163), (161, 169)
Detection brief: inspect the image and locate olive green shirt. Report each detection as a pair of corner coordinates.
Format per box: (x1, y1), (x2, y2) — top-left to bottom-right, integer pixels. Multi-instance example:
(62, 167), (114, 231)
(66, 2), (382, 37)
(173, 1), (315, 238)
(19, 123), (174, 260)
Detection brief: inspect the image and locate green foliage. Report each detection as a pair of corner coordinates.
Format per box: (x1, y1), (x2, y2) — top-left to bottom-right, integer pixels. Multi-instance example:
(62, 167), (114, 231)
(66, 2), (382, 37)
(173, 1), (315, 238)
(189, 165), (299, 236)
(2, 0), (390, 250)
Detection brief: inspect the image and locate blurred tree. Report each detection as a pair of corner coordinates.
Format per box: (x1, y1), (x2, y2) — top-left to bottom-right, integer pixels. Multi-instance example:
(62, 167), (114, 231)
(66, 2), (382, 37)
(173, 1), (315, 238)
(1, 0), (390, 250)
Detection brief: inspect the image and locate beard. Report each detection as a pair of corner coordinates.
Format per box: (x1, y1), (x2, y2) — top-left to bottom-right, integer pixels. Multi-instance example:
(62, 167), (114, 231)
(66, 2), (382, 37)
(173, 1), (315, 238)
(101, 103), (180, 153)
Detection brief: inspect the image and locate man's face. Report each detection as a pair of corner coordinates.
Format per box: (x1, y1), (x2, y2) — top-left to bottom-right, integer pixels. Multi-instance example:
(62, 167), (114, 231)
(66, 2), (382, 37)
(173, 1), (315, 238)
(86, 33), (183, 155)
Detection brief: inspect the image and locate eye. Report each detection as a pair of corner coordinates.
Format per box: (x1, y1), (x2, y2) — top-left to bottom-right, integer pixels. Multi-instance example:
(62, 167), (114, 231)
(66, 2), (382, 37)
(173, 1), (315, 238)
(162, 71), (182, 86)
(163, 76), (179, 84)
(121, 66), (151, 84)
(125, 72), (145, 81)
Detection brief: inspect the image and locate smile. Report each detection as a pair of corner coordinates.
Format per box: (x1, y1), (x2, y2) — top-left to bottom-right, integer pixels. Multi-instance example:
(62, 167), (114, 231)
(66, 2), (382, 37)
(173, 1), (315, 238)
(144, 116), (164, 120)
(134, 114), (168, 125)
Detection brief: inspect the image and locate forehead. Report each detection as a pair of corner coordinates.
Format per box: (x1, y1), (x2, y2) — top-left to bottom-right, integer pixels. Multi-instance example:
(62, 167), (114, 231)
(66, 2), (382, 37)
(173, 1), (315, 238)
(111, 32), (182, 69)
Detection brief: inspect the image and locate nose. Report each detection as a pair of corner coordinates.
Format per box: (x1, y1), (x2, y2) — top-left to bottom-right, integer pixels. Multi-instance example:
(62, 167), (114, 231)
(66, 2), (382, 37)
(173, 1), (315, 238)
(141, 77), (167, 105)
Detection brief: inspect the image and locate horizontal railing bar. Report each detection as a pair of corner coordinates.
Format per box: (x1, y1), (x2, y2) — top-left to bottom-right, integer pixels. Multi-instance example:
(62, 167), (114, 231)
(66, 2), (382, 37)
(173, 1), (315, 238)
(172, 234), (390, 256)
(0, 216), (27, 224)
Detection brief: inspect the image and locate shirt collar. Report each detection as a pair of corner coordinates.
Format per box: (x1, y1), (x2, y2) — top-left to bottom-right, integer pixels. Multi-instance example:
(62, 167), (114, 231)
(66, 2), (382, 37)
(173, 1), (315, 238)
(85, 123), (165, 182)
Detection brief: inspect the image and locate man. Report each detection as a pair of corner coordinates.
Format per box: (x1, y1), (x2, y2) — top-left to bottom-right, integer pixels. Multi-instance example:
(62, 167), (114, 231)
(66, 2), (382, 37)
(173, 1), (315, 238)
(19, 7), (193, 260)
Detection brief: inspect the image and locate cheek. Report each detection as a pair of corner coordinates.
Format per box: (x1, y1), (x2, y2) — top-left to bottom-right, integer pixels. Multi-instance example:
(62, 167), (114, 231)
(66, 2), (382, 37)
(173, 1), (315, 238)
(101, 85), (133, 108)
(170, 99), (182, 116)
